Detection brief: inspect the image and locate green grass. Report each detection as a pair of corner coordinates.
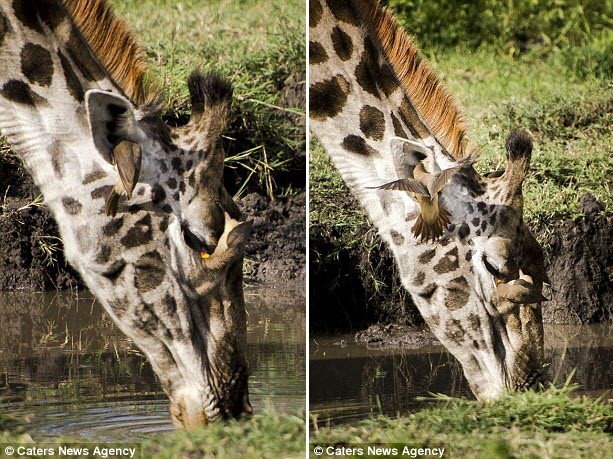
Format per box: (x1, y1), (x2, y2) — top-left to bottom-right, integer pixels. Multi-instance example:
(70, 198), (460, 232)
(386, 0), (613, 58)
(0, 408), (306, 459)
(311, 386), (613, 458)
(143, 408), (305, 458)
(110, 0), (306, 197)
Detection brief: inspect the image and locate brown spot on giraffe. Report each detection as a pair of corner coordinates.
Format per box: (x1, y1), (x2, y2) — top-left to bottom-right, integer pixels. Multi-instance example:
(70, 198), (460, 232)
(398, 96), (429, 139)
(37, 0), (65, 30)
(419, 283), (437, 301)
(0, 11), (11, 47)
(413, 271), (425, 286)
(326, 0), (358, 25)
(446, 276), (470, 310)
(167, 177), (177, 189)
(102, 216), (124, 237)
(418, 249), (436, 264)
(12, 0), (43, 34)
(341, 135), (379, 156)
(390, 229), (404, 245)
(59, 51), (84, 102)
(157, 159), (169, 174)
(159, 216), (169, 232)
(151, 184), (167, 204)
(434, 247), (459, 274)
(49, 140), (65, 177)
(62, 197), (82, 215)
(331, 26), (353, 61)
(66, 31), (105, 82)
(378, 64), (399, 97)
(468, 313), (481, 332)
(135, 251), (166, 293)
(1, 79), (48, 107)
(355, 37), (380, 97)
(458, 223), (470, 240)
(309, 41), (328, 64)
(95, 245), (112, 264)
(20, 43), (53, 86)
(162, 294), (178, 316)
(446, 319), (466, 345)
(310, 0), (323, 28)
(91, 185), (114, 200)
(102, 258), (127, 283)
(359, 105), (385, 141)
(171, 157), (183, 174)
(120, 214), (153, 248)
(390, 112), (407, 138)
(310, 74), (350, 120)
(82, 170), (107, 185)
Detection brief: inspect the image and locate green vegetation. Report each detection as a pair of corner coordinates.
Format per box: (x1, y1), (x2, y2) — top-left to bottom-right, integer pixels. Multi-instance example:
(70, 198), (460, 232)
(387, 0), (612, 61)
(0, 408), (305, 459)
(111, 0), (306, 197)
(143, 408), (305, 459)
(311, 385), (612, 458)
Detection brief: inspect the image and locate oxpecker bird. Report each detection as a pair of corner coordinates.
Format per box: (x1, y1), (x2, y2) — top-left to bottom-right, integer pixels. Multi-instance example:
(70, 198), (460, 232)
(105, 140), (142, 216)
(369, 137), (467, 242)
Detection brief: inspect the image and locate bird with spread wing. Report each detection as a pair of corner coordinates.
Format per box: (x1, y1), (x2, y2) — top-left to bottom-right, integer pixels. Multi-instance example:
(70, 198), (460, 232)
(369, 137), (470, 243)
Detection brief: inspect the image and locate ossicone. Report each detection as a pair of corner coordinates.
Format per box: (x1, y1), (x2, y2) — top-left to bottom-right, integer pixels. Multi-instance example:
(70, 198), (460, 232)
(505, 129), (533, 162)
(187, 70), (233, 115)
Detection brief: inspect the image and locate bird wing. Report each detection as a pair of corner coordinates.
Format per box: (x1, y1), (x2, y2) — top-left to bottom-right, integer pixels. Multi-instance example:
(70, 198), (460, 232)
(113, 140), (142, 198)
(370, 178), (429, 196)
(429, 165), (462, 196)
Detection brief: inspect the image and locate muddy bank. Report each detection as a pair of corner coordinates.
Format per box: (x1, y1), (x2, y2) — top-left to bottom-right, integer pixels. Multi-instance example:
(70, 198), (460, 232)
(0, 159), (305, 290)
(310, 200), (612, 330)
(239, 191), (306, 287)
(539, 212), (612, 323)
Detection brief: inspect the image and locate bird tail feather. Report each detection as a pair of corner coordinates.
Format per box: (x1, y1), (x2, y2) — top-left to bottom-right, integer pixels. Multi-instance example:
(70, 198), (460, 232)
(411, 205), (452, 243)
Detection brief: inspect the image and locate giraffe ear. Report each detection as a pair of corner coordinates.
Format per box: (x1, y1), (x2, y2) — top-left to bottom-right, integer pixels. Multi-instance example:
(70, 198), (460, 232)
(389, 136), (432, 164)
(85, 90), (146, 164)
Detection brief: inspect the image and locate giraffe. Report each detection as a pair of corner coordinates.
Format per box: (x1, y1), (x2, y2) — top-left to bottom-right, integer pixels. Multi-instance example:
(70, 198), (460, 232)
(310, 0), (546, 400)
(0, 0), (254, 427)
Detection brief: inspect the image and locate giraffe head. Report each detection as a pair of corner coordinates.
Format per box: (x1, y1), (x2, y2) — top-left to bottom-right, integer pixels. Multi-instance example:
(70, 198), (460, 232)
(0, 0), (253, 428)
(308, 0), (546, 400)
(82, 72), (254, 426)
(399, 129), (546, 400)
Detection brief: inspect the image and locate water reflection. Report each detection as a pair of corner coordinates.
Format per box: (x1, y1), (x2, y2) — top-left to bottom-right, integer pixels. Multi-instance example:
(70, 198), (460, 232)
(0, 288), (305, 440)
(310, 324), (612, 425)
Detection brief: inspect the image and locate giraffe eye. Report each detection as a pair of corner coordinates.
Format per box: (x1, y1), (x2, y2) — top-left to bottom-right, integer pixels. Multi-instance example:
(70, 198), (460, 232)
(483, 255), (505, 283)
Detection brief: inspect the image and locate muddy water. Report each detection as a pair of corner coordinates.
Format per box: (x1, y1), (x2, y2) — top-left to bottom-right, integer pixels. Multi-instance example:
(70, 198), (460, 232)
(0, 288), (305, 440)
(310, 324), (612, 425)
